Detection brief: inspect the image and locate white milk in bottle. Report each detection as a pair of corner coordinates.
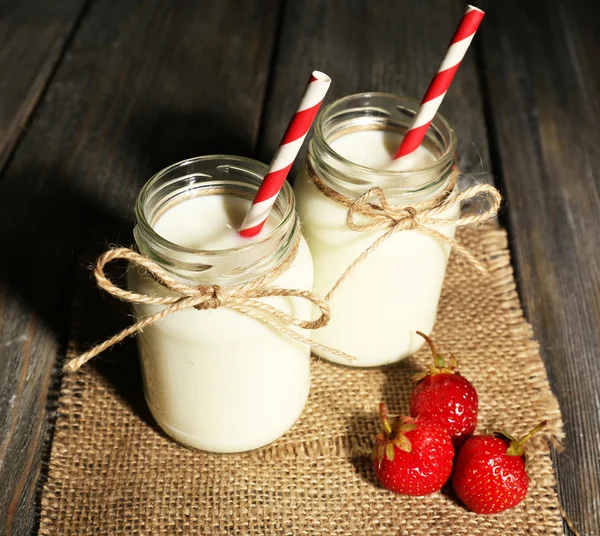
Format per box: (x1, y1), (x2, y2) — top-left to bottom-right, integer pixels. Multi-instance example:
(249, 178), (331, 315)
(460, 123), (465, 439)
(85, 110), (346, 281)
(128, 156), (314, 452)
(295, 93), (459, 367)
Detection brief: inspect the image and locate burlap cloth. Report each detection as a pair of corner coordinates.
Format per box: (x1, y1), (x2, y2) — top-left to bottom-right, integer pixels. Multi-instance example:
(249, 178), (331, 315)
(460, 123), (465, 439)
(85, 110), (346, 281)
(39, 224), (564, 535)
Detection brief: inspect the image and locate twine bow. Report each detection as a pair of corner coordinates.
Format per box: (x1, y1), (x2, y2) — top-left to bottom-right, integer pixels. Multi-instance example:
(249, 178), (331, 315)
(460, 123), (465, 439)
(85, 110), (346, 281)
(306, 161), (503, 301)
(66, 165), (501, 372)
(65, 238), (356, 372)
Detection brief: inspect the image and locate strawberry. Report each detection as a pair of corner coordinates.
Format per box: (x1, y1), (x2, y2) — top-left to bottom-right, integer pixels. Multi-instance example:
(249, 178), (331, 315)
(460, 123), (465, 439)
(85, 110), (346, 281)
(410, 331), (478, 447)
(373, 403), (454, 496)
(452, 421), (547, 514)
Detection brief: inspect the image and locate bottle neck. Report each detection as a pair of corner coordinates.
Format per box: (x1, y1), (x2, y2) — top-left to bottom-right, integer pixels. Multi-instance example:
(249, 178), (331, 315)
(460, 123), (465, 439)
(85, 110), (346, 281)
(133, 155), (298, 286)
(309, 92), (458, 203)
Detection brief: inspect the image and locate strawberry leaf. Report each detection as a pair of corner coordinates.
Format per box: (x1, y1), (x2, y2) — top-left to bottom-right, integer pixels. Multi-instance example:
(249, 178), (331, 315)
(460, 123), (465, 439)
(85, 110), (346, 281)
(398, 422), (416, 434)
(411, 371), (428, 382)
(385, 442), (395, 462)
(372, 444), (379, 462)
(393, 435), (412, 453)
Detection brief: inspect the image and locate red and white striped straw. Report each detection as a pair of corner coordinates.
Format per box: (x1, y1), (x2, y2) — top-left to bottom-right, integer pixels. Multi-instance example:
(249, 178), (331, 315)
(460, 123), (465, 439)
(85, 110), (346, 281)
(394, 5), (485, 160)
(239, 71), (331, 237)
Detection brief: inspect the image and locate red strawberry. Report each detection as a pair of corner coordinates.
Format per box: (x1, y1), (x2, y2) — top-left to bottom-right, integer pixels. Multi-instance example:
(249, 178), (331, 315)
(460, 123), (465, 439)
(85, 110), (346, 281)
(452, 421), (547, 514)
(410, 331), (478, 447)
(373, 403), (454, 496)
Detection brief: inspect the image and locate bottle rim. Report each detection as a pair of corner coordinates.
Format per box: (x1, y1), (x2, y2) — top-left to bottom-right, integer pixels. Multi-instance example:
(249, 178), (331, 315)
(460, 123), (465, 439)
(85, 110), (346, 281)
(135, 155), (296, 256)
(312, 92), (457, 190)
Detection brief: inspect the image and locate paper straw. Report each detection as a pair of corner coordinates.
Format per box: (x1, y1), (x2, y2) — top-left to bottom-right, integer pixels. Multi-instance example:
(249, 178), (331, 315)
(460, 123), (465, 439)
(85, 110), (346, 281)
(239, 71), (331, 237)
(394, 5), (485, 160)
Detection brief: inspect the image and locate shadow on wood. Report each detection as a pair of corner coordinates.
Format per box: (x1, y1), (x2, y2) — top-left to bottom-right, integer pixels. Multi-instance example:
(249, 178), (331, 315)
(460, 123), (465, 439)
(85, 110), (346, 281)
(133, 108), (255, 174)
(0, 108), (261, 534)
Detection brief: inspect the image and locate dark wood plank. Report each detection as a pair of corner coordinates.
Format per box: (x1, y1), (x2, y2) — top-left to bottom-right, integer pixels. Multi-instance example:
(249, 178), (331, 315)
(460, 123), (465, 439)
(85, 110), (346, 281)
(0, 1), (279, 534)
(478, 0), (600, 534)
(0, 0), (89, 173)
(261, 1), (599, 534)
(258, 0), (490, 181)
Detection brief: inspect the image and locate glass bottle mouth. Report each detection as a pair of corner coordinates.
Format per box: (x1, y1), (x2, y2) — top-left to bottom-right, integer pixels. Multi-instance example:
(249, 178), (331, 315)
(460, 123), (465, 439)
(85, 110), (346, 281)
(134, 155), (298, 283)
(311, 92), (457, 196)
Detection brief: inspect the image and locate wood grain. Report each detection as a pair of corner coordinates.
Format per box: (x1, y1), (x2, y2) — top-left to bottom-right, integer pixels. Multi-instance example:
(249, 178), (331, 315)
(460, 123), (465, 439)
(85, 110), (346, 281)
(2, 0), (599, 534)
(478, 0), (600, 534)
(0, 1), (279, 534)
(258, 0), (490, 181)
(0, 0), (89, 173)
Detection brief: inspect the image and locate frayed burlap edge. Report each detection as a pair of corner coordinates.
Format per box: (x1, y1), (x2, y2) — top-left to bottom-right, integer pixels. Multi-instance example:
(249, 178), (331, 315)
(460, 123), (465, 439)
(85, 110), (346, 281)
(38, 224), (565, 536)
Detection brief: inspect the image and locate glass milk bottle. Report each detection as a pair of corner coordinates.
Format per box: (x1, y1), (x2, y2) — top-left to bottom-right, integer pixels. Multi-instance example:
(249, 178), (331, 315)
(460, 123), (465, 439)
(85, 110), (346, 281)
(294, 93), (459, 367)
(128, 155), (314, 452)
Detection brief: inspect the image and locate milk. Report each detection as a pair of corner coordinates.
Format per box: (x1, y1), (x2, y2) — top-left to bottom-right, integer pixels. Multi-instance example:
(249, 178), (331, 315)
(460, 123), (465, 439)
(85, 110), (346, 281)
(328, 129), (436, 170)
(128, 193), (314, 452)
(295, 129), (459, 367)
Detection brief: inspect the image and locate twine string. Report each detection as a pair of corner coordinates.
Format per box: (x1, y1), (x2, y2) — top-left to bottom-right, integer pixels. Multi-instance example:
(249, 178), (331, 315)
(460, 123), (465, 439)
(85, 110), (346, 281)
(66, 164), (501, 371)
(305, 161), (502, 301)
(65, 236), (357, 372)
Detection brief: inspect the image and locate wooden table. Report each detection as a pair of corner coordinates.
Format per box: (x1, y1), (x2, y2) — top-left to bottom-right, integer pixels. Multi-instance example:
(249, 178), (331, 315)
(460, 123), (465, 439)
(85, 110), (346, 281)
(0, 1), (597, 534)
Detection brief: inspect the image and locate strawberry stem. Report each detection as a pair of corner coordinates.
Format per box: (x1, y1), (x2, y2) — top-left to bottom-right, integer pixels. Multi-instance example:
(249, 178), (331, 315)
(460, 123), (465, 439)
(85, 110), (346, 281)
(416, 331), (445, 368)
(378, 402), (393, 435)
(517, 421), (548, 446)
(506, 421), (547, 456)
